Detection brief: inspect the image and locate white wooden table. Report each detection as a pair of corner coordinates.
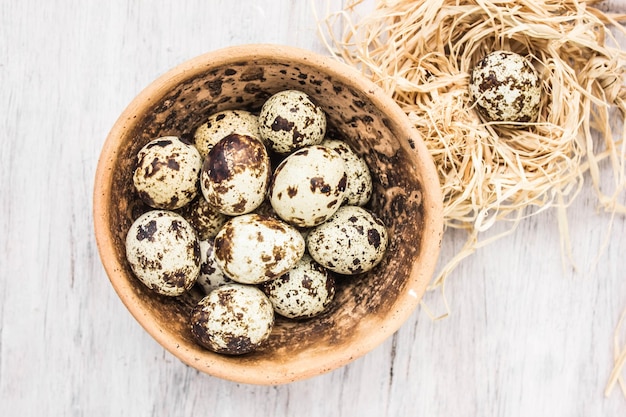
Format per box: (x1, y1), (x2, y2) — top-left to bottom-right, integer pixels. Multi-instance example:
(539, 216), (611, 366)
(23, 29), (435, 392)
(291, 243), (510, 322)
(2, 1), (626, 416)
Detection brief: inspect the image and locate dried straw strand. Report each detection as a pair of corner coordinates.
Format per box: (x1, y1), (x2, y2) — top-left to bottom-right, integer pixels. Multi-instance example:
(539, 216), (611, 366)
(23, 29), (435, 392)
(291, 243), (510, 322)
(605, 307), (626, 397)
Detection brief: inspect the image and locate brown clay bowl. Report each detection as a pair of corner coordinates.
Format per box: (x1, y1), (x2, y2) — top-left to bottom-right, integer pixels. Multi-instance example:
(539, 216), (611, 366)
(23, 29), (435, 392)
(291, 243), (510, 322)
(93, 44), (443, 385)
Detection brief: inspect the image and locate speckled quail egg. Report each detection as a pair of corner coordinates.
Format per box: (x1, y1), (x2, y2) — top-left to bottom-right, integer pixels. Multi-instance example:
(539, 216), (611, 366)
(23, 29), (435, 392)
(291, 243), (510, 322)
(260, 254), (335, 319)
(269, 145), (347, 228)
(321, 138), (372, 206)
(201, 133), (271, 216)
(125, 210), (200, 296)
(133, 136), (203, 210)
(177, 196), (228, 241)
(213, 213), (305, 284)
(190, 283), (274, 355)
(258, 90), (327, 154)
(196, 239), (233, 295)
(307, 205), (388, 275)
(194, 110), (262, 159)
(469, 50), (541, 125)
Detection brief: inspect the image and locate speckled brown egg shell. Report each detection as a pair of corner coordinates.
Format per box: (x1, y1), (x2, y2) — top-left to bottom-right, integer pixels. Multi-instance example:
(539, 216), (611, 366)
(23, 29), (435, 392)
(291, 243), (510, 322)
(176, 196), (229, 241)
(321, 138), (372, 206)
(201, 133), (271, 216)
(259, 254), (335, 319)
(196, 239), (233, 295)
(307, 205), (389, 275)
(469, 50), (541, 125)
(269, 145), (347, 228)
(94, 44), (444, 385)
(132, 136), (202, 210)
(213, 213), (305, 285)
(125, 210), (200, 296)
(258, 89), (326, 154)
(194, 109), (262, 159)
(190, 284), (275, 355)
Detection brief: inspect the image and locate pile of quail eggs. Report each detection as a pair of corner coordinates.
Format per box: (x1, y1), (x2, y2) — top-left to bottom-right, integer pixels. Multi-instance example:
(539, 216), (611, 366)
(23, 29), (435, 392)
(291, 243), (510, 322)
(124, 89), (389, 355)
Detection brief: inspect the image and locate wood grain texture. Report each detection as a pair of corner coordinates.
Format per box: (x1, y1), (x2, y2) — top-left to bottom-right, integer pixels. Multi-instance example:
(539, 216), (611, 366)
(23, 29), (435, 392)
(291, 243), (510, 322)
(1, 0), (625, 416)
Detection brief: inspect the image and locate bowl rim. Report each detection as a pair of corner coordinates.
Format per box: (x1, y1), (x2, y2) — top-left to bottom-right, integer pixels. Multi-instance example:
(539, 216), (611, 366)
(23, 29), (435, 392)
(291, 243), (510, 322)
(93, 43), (443, 385)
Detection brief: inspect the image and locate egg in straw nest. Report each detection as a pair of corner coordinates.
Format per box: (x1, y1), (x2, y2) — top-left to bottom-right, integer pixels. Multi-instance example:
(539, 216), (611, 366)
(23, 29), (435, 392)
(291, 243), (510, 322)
(320, 0), (626, 294)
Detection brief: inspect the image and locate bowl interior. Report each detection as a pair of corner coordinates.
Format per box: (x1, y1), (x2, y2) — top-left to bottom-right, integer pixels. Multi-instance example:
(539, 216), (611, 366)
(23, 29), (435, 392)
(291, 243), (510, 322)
(94, 45), (442, 384)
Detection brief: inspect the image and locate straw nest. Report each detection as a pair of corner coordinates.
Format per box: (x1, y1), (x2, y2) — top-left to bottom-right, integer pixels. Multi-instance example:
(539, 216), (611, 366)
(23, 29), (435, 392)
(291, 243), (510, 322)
(319, 0), (626, 398)
(319, 0), (626, 289)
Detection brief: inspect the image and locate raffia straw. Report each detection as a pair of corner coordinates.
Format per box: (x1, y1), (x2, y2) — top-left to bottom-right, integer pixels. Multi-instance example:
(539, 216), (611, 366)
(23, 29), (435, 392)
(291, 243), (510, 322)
(605, 307), (626, 397)
(318, 0), (626, 293)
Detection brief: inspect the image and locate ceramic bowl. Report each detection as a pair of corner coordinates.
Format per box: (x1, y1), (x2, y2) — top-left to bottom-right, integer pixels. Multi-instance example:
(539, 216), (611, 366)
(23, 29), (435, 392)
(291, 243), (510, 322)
(93, 44), (443, 385)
